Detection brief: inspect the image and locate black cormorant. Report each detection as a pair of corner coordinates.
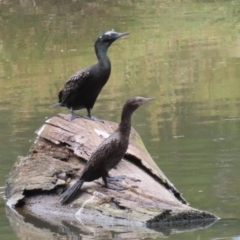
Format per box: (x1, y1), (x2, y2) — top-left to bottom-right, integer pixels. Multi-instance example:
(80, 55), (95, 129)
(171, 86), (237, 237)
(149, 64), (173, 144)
(60, 96), (154, 204)
(51, 30), (129, 120)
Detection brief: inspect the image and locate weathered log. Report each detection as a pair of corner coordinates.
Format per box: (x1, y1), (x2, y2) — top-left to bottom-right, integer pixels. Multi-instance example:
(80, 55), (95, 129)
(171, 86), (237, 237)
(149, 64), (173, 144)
(5, 114), (218, 234)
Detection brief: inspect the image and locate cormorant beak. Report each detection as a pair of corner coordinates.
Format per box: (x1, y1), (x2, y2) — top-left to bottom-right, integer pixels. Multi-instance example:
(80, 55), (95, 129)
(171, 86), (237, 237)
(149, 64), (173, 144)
(144, 97), (155, 103)
(139, 97), (155, 106)
(115, 32), (130, 39)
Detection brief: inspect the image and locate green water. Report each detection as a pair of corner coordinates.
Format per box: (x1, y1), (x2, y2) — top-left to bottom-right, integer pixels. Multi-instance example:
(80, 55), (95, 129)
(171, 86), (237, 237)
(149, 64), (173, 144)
(1, 0), (240, 239)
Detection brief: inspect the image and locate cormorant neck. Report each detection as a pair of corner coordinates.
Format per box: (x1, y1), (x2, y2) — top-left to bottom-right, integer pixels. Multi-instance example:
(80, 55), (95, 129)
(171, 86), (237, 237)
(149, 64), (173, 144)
(95, 44), (111, 69)
(118, 108), (133, 136)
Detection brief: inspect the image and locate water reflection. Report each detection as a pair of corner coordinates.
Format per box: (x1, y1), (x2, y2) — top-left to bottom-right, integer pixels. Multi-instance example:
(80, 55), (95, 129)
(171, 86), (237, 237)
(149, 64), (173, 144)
(1, 0), (240, 239)
(6, 205), (217, 240)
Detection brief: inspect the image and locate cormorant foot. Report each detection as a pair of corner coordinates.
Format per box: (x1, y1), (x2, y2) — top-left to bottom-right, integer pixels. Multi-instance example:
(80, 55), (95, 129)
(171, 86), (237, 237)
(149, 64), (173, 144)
(106, 183), (125, 191)
(129, 177), (141, 182)
(70, 113), (82, 121)
(84, 115), (104, 123)
(107, 175), (126, 182)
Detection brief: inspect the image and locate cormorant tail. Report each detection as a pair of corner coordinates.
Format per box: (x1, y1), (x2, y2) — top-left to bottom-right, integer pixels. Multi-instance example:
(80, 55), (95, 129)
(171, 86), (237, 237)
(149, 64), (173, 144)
(60, 179), (84, 204)
(50, 102), (62, 108)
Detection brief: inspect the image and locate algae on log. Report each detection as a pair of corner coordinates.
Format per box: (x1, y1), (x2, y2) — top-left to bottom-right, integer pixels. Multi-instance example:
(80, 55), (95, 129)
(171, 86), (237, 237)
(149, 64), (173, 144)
(5, 114), (217, 228)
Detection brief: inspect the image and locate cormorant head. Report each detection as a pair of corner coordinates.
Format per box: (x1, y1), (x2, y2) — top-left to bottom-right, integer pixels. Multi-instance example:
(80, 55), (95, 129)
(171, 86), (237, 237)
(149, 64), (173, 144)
(96, 30), (129, 48)
(123, 96), (155, 113)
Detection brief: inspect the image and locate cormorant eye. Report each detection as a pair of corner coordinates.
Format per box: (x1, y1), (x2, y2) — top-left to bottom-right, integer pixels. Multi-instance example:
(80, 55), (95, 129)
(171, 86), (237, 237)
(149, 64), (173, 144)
(104, 31), (116, 38)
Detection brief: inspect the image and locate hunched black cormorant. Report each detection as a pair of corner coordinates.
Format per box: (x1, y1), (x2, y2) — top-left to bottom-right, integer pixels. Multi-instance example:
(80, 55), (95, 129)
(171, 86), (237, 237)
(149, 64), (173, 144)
(51, 30), (129, 121)
(60, 96), (154, 204)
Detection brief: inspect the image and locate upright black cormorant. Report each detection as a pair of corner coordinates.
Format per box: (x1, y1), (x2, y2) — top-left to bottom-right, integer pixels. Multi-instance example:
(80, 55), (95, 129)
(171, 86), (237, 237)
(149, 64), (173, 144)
(60, 96), (154, 204)
(51, 30), (129, 120)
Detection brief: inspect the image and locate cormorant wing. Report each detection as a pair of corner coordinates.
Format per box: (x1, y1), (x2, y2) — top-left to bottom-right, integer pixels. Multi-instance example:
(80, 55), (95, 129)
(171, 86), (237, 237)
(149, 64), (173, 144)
(58, 68), (91, 104)
(80, 135), (121, 178)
